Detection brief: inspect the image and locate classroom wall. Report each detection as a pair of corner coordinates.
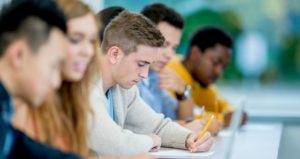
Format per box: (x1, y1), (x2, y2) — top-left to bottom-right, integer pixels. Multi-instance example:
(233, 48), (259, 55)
(81, 0), (104, 13)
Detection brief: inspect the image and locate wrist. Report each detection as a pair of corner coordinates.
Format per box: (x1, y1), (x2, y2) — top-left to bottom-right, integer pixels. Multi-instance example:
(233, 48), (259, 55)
(185, 117), (194, 123)
(176, 85), (192, 101)
(176, 84), (185, 94)
(185, 133), (193, 149)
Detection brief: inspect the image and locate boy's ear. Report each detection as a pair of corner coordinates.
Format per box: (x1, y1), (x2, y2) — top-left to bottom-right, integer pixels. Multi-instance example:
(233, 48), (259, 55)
(190, 46), (202, 60)
(107, 46), (123, 64)
(6, 40), (28, 69)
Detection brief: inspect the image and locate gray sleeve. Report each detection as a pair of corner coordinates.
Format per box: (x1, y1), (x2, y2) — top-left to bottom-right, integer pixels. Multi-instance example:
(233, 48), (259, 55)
(88, 86), (153, 156)
(124, 86), (192, 149)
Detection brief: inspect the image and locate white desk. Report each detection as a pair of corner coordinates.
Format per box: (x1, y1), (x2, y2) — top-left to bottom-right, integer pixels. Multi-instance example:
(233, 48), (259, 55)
(211, 123), (283, 159)
(154, 123), (282, 159)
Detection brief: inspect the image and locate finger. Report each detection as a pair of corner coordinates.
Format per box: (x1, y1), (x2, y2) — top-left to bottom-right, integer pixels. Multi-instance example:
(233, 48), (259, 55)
(159, 70), (172, 77)
(161, 69), (173, 74)
(196, 120), (204, 130)
(159, 77), (173, 86)
(159, 71), (175, 80)
(195, 132), (211, 145)
(159, 83), (173, 90)
(150, 146), (160, 152)
(159, 77), (170, 84)
(159, 77), (171, 84)
(159, 82), (168, 88)
(157, 144), (161, 150)
(150, 148), (157, 152)
(158, 72), (167, 79)
(199, 119), (207, 126)
(191, 133), (213, 152)
(194, 136), (214, 152)
(186, 134), (197, 150)
(159, 75), (172, 83)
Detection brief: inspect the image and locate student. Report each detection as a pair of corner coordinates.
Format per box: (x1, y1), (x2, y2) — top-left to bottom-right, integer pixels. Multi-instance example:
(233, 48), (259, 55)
(98, 6), (125, 42)
(166, 26), (247, 128)
(88, 11), (213, 156)
(140, 3), (191, 120)
(12, 0), (100, 156)
(139, 3), (207, 133)
(0, 0), (81, 158)
(12, 1), (153, 159)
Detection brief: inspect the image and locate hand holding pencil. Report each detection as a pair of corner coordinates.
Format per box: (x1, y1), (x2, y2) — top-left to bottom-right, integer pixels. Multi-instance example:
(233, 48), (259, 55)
(198, 115), (215, 140)
(185, 115), (215, 152)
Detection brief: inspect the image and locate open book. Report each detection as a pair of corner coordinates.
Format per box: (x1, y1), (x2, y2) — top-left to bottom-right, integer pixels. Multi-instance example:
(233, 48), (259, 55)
(150, 148), (214, 158)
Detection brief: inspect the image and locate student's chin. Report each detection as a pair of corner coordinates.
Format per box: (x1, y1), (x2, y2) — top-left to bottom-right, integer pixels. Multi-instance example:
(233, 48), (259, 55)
(120, 84), (134, 89)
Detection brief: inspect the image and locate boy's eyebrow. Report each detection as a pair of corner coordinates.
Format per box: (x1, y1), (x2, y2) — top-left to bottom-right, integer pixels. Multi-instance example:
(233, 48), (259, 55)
(138, 60), (151, 65)
(69, 32), (84, 36)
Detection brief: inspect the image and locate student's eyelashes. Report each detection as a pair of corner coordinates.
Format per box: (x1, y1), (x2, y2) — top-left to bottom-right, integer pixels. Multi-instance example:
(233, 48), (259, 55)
(138, 64), (145, 67)
(69, 37), (81, 44)
(137, 63), (147, 67)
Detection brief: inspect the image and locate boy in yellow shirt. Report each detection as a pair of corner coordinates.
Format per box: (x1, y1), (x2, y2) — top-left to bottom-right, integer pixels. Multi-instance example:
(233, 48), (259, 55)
(166, 26), (247, 127)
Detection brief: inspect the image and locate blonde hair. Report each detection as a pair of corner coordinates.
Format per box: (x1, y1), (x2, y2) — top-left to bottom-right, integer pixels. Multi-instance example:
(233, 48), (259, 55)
(28, 0), (100, 157)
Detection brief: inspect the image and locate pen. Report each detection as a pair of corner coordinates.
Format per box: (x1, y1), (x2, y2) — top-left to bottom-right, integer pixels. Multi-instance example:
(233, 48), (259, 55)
(197, 114), (215, 140)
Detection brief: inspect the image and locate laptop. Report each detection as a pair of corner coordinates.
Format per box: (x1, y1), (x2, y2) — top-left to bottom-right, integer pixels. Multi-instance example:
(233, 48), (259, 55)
(223, 97), (246, 159)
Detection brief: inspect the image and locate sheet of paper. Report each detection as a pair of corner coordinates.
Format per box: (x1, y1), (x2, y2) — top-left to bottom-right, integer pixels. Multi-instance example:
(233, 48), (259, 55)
(150, 148), (214, 158)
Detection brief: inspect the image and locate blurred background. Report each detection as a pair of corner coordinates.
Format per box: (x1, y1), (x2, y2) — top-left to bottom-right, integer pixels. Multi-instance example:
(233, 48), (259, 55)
(104, 0), (300, 83)
(99, 0), (300, 123)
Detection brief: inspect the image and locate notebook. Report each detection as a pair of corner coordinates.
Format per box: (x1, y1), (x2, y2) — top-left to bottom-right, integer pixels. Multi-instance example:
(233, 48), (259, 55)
(150, 147), (214, 158)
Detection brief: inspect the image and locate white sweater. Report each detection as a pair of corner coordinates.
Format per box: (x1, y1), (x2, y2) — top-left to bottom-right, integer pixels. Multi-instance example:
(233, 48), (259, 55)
(88, 80), (192, 156)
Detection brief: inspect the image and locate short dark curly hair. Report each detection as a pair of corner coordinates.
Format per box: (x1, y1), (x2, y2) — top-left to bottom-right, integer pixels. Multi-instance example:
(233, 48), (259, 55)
(189, 26), (232, 54)
(141, 3), (184, 29)
(97, 6), (125, 42)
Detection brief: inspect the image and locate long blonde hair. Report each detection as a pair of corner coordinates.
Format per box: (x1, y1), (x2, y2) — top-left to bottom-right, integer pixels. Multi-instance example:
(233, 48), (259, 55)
(28, 0), (100, 157)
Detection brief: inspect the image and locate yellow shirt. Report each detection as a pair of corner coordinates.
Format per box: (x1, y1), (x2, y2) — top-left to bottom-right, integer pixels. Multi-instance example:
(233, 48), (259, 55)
(165, 57), (232, 121)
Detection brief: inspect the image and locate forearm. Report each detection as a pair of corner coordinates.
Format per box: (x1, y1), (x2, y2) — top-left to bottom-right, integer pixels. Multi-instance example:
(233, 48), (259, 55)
(157, 120), (192, 149)
(89, 118), (153, 156)
(177, 98), (194, 120)
(124, 89), (191, 150)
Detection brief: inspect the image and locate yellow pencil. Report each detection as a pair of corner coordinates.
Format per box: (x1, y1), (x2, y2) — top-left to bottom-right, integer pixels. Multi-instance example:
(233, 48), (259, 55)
(197, 114), (215, 140)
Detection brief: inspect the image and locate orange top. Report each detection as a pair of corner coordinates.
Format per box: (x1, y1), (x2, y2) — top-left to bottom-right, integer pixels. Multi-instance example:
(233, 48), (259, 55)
(165, 57), (233, 122)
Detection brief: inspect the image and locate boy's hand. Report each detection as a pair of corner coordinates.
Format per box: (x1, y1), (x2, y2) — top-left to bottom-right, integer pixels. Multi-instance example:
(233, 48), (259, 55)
(159, 69), (186, 94)
(148, 134), (161, 152)
(185, 132), (214, 152)
(208, 118), (223, 136)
